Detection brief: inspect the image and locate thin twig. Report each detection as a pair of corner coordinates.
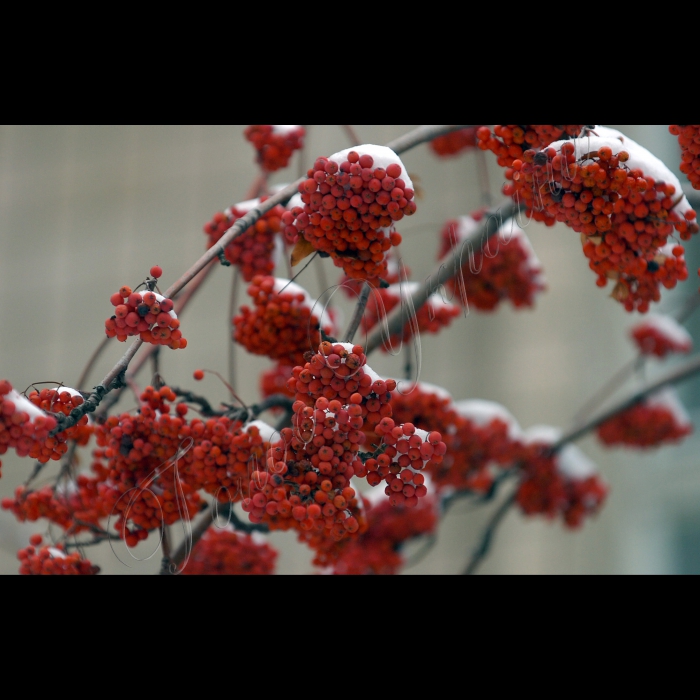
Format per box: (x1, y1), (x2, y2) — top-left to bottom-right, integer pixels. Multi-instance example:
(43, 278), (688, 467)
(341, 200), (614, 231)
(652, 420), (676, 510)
(229, 269), (239, 389)
(552, 351), (700, 453)
(463, 491), (517, 575)
(344, 282), (371, 343)
(165, 504), (212, 574)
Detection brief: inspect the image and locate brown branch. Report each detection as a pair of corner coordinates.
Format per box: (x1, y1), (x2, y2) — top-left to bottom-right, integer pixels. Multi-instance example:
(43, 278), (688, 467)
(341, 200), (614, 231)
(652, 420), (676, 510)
(343, 282), (371, 343)
(75, 336), (112, 391)
(364, 198), (522, 354)
(552, 351), (700, 453)
(463, 491), (517, 575)
(342, 125), (362, 146)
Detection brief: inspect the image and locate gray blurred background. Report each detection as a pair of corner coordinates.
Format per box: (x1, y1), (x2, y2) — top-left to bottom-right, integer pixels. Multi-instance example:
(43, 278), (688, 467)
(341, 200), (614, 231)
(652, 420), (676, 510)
(2, 124), (700, 575)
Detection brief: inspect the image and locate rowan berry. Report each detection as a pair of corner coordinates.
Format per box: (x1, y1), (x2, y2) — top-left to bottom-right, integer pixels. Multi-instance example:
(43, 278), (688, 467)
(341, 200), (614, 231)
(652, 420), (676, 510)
(244, 125), (305, 173)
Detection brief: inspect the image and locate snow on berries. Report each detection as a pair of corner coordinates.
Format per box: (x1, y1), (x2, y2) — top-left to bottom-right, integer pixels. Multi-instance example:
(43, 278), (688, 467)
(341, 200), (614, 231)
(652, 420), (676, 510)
(430, 127), (480, 157)
(629, 314), (692, 357)
(233, 276), (334, 366)
(183, 528), (277, 575)
(516, 426), (608, 529)
(17, 542), (100, 575)
(281, 145), (416, 285)
(106, 281), (187, 349)
(501, 126), (699, 312)
(244, 125), (305, 173)
(437, 212), (546, 311)
(670, 125), (700, 190)
(203, 197), (284, 282)
(596, 387), (693, 448)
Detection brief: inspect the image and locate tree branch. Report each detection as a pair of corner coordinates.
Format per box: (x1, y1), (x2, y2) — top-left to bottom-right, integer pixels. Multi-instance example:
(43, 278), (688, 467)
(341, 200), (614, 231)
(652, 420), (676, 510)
(343, 282), (371, 343)
(364, 198), (522, 354)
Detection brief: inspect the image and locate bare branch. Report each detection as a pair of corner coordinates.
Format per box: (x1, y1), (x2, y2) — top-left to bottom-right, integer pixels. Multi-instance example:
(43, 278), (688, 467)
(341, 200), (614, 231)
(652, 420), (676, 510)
(343, 282), (371, 343)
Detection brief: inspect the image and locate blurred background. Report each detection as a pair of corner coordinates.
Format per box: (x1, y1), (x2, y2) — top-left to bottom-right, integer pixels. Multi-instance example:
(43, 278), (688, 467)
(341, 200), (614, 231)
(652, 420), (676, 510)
(2, 124), (700, 575)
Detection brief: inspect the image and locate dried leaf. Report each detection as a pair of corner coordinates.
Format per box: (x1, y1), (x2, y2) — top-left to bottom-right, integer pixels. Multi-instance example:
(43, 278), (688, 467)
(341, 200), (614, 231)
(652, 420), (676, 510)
(408, 173), (424, 200)
(610, 281), (629, 301)
(291, 238), (316, 267)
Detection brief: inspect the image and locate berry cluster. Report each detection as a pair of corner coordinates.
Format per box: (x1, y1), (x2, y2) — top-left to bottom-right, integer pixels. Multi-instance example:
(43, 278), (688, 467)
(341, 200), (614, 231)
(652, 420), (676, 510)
(281, 145), (415, 284)
(670, 125), (700, 190)
(244, 125), (305, 172)
(516, 434), (608, 529)
(596, 388), (693, 448)
(203, 198), (284, 282)
(430, 127), (479, 157)
(18, 540), (99, 575)
(363, 421), (444, 507)
(361, 283), (461, 349)
(501, 127), (699, 312)
(182, 528), (277, 575)
(629, 314), (692, 357)
(0, 380), (64, 463)
(338, 253), (408, 300)
(105, 272), (187, 348)
(476, 125), (586, 167)
(331, 488), (438, 575)
(288, 341), (396, 444)
(438, 213), (545, 310)
(2, 475), (109, 533)
(233, 276), (332, 366)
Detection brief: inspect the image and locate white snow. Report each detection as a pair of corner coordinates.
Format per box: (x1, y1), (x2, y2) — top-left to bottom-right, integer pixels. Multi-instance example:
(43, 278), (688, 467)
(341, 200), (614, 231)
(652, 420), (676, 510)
(47, 547), (67, 559)
(271, 278), (333, 331)
(523, 425), (599, 481)
(549, 126), (694, 219)
(328, 144), (414, 191)
(6, 390), (49, 421)
(647, 387), (692, 429)
(272, 125), (302, 136)
(453, 399), (522, 439)
(245, 419), (276, 443)
(631, 314), (692, 349)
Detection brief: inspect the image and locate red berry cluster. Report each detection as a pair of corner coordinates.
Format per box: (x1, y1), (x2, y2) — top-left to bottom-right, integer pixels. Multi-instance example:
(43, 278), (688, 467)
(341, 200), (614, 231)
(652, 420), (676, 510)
(288, 341), (396, 444)
(363, 420), (443, 507)
(430, 127), (479, 157)
(476, 125), (586, 167)
(27, 386), (93, 449)
(182, 528), (277, 575)
(438, 213), (546, 311)
(2, 475), (109, 533)
(105, 282), (187, 349)
(0, 380), (63, 463)
(203, 198), (284, 282)
(597, 388), (693, 448)
(18, 541), (99, 575)
(629, 314), (692, 357)
(501, 127), (699, 312)
(244, 125), (305, 172)
(331, 490), (438, 575)
(93, 385), (205, 544)
(516, 438), (608, 529)
(233, 276), (331, 366)
(281, 146), (415, 284)
(670, 125), (700, 190)
(361, 283), (461, 350)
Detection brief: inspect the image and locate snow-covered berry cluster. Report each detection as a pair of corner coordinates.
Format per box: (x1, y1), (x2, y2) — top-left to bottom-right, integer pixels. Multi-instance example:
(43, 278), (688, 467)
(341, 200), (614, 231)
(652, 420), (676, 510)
(476, 125), (586, 166)
(629, 314), (692, 357)
(203, 197), (284, 282)
(233, 276), (333, 366)
(244, 125), (305, 172)
(105, 280), (186, 349)
(437, 212), (545, 311)
(501, 127), (698, 312)
(596, 388), (693, 448)
(281, 145), (415, 285)
(18, 540), (99, 575)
